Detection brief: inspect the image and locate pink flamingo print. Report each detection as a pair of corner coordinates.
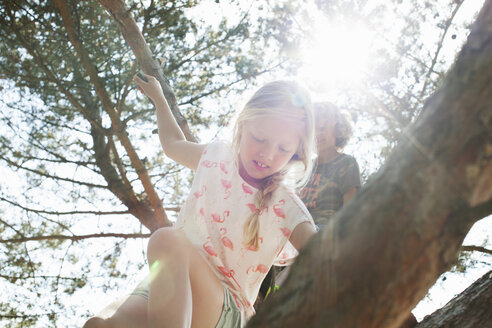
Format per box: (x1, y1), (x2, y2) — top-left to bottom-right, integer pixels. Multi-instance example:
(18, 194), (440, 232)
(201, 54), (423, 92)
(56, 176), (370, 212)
(221, 179), (232, 199)
(246, 203), (257, 213)
(220, 228), (234, 251)
(202, 238), (218, 257)
(237, 237), (263, 266)
(273, 199), (286, 219)
(242, 183), (253, 195)
(211, 210), (230, 223)
(246, 264), (269, 274)
(246, 203), (267, 215)
(193, 185), (207, 199)
(280, 227), (291, 237)
(232, 294), (243, 310)
(276, 250), (289, 265)
(199, 208), (205, 217)
(217, 266), (241, 289)
(201, 160), (217, 168)
(220, 161), (228, 174)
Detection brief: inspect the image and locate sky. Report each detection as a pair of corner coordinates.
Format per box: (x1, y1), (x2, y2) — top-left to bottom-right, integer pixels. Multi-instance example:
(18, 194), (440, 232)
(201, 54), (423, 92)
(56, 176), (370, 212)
(289, 0), (491, 320)
(0, 0), (490, 326)
(178, 0), (492, 321)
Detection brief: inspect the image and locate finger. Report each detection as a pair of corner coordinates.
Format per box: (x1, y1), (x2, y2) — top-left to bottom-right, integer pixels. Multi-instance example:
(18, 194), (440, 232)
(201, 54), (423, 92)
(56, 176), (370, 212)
(136, 72), (148, 82)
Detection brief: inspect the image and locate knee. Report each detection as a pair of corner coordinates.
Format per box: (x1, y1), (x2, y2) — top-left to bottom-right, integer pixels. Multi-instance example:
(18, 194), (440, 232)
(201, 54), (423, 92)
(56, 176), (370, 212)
(147, 227), (188, 263)
(82, 317), (110, 328)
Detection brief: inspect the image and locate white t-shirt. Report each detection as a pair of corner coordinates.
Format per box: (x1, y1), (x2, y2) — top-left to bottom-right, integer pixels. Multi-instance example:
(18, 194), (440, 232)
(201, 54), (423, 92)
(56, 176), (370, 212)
(175, 141), (314, 320)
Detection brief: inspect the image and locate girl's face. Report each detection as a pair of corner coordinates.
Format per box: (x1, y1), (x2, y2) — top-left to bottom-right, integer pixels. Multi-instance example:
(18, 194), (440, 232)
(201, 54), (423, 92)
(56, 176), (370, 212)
(238, 116), (303, 187)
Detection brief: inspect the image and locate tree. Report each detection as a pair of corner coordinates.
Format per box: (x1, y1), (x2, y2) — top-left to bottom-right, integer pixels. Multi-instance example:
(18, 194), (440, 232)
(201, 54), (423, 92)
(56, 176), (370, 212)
(0, 0), (490, 327)
(415, 270), (492, 328)
(248, 0), (492, 326)
(0, 0), (287, 325)
(271, 0), (487, 176)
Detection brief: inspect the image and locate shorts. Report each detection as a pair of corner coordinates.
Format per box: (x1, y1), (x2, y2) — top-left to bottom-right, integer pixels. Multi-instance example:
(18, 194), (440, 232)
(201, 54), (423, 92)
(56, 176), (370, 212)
(130, 280), (241, 328)
(215, 286), (242, 328)
(130, 278), (150, 299)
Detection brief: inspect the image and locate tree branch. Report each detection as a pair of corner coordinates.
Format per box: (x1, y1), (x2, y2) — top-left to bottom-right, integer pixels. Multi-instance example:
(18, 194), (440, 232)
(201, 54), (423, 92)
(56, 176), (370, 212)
(461, 245), (492, 256)
(0, 232), (151, 244)
(54, 0), (170, 228)
(0, 1), (106, 134)
(0, 155), (108, 189)
(249, 1), (492, 326)
(0, 196), (130, 216)
(97, 0), (197, 143)
(417, 1), (464, 104)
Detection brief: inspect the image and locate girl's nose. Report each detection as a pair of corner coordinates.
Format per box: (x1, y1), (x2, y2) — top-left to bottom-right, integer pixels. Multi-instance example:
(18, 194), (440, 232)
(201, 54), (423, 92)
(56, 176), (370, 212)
(259, 143), (275, 161)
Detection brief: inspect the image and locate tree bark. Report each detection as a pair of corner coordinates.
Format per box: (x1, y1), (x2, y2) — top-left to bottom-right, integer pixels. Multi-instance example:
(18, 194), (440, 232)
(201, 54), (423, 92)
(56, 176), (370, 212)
(416, 270), (492, 328)
(249, 1), (492, 327)
(97, 0), (197, 144)
(54, 0), (171, 230)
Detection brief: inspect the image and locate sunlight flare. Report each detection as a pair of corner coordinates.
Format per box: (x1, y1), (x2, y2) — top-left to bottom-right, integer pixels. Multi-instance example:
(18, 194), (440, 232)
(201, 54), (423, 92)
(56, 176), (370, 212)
(297, 17), (373, 89)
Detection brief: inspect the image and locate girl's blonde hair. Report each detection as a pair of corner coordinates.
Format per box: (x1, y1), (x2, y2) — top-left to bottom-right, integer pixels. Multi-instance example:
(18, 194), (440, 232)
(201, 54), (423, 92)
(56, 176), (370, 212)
(232, 81), (316, 250)
(315, 102), (353, 150)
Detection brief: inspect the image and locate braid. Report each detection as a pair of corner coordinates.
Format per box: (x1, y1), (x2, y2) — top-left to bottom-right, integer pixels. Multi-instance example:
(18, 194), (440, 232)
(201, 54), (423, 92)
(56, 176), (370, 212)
(243, 173), (284, 251)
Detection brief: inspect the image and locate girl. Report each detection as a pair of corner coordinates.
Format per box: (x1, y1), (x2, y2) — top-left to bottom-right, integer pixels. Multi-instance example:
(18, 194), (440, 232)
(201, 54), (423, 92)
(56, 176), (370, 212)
(84, 78), (318, 328)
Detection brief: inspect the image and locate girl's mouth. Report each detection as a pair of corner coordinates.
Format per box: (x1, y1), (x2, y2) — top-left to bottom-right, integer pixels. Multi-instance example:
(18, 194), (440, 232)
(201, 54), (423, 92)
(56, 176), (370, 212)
(253, 160), (269, 170)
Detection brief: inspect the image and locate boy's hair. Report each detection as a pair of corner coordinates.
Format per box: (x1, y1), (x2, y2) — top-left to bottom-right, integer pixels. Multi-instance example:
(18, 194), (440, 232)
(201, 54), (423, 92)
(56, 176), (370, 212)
(232, 80), (316, 250)
(315, 102), (353, 150)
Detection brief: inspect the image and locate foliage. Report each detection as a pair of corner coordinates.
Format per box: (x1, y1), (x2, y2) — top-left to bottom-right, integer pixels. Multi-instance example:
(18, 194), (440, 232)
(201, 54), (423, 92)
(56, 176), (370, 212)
(0, 0), (488, 327)
(0, 0), (288, 326)
(274, 0), (484, 180)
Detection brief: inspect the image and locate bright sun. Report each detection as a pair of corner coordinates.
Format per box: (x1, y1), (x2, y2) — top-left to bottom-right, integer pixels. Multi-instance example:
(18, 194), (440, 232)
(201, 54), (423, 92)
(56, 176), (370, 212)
(297, 16), (373, 91)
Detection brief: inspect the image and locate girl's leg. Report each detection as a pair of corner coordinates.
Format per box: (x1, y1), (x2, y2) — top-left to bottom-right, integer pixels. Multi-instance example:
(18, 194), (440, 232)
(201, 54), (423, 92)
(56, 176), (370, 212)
(147, 227), (224, 328)
(83, 295), (148, 328)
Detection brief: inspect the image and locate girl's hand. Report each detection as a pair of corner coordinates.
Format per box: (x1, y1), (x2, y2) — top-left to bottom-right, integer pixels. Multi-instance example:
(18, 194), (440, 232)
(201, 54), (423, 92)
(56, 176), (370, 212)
(133, 73), (164, 102)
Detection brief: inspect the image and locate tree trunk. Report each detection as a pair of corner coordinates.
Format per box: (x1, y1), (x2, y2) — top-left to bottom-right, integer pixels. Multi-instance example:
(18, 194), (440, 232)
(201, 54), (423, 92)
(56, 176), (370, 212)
(249, 1), (492, 327)
(416, 270), (492, 328)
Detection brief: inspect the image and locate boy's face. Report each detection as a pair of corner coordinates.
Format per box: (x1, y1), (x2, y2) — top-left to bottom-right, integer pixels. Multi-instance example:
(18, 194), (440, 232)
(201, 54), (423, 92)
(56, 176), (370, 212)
(315, 115), (336, 152)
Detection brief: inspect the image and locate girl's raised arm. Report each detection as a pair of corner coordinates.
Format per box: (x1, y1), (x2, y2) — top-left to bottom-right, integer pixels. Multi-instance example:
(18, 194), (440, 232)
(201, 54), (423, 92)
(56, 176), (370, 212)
(134, 74), (206, 170)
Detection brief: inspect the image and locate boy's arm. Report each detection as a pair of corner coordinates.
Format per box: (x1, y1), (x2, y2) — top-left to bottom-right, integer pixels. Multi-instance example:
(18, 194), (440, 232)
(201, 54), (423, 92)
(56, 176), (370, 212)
(343, 187), (357, 205)
(134, 74), (206, 170)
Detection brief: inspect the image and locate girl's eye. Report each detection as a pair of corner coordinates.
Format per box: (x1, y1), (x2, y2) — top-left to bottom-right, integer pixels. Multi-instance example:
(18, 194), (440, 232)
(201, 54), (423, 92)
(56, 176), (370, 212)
(279, 147), (290, 153)
(252, 135), (265, 143)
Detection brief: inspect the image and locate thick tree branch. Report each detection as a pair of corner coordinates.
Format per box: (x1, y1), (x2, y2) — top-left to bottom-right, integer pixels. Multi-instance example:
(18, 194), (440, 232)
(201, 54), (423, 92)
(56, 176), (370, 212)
(107, 135), (137, 198)
(97, 0), (197, 144)
(54, 0), (170, 229)
(250, 1), (492, 327)
(68, 62), (159, 230)
(415, 270), (492, 327)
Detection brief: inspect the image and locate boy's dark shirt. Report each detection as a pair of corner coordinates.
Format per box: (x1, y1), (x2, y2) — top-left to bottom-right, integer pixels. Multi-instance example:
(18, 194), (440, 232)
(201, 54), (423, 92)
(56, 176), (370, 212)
(299, 153), (361, 227)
